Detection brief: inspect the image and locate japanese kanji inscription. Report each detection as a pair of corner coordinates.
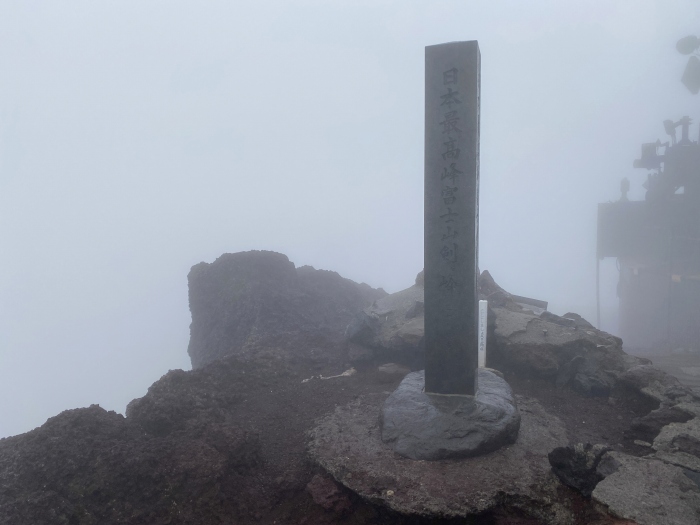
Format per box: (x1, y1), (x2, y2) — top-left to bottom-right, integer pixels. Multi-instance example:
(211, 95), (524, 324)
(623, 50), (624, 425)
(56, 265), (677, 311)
(424, 41), (480, 395)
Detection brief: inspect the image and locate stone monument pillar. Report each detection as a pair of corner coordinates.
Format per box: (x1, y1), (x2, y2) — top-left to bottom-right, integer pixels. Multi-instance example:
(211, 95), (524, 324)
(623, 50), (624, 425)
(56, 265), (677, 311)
(424, 41), (480, 395)
(379, 41), (520, 460)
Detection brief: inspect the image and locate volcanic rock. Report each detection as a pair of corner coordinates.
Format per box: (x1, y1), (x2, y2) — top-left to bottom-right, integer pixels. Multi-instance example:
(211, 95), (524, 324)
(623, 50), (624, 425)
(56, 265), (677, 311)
(344, 282), (425, 366)
(345, 269), (510, 367)
(593, 451), (700, 525)
(346, 269), (650, 398)
(548, 443), (612, 497)
(489, 306), (628, 397)
(625, 405), (693, 443)
(0, 401), (259, 525)
(6, 252), (700, 524)
(651, 416), (700, 473)
(618, 364), (699, 405)
(187, 251), (385, 369)
(376, 362), (411, 380)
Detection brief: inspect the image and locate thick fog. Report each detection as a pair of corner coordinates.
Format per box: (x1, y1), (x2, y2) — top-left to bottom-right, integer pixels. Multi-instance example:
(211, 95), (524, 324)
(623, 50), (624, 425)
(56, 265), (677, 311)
(1, 1), (698, 438)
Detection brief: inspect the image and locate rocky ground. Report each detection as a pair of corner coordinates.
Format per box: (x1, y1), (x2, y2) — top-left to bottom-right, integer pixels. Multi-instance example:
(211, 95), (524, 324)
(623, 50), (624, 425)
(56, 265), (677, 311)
(1, 251), (699, 524)
(0, 348), (665, 525)
(639, 353), (700, 391)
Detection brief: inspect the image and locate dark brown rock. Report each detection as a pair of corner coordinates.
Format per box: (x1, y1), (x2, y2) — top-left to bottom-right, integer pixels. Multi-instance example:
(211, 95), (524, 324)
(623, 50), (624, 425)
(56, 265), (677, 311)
(305, 474), (353, 514)
(548, 443), (612, 497)
(0, 401), (259, 525)
(187, 251), (386, 369)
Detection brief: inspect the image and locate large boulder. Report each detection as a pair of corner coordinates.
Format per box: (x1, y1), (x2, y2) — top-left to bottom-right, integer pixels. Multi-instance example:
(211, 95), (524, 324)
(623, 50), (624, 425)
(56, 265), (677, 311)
(346, 269), (647, 397)
(490, 306), (633, 397)
(345, 269), (510, 366)
(548, 443), (612, 497)
(0, 396), (259, 525)
(592, 451), (700, 525)
(618, 364), (699, 405)
(651, 416), (700, 473)
(187, 251), (386, 369)
(625, 405), (694, 443)
(344, 281), (425, 366)
(380, 369), (520, 460)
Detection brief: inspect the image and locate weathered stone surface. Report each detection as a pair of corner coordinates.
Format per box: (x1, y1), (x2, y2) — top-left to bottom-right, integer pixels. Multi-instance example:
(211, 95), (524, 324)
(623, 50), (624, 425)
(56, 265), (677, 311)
(380, 369), (520, 460)
(479, 269), (513, 305)
(308, 392), (573, 522)
(625, 406), (693, 443)
(346, 270), (512, 367)
(593, 451), (700, 525)
(345, 283), (425, 365)
(562, 312), (596, 329)
(346, 271), (651, 399)
(652, 416), (700, 471)
(12, 249), (700, 525)
(541, 310), (578, 328)
(424, 40), (480, 396)
(305, 474), (353, 515)
(404, 300), (424, 319)
(618, 364), (699, 405)
(548, 443), (612, 497)
(491, 306), (626, 397)
(0, 400), (260, 525)
(188, 250), (385, 368)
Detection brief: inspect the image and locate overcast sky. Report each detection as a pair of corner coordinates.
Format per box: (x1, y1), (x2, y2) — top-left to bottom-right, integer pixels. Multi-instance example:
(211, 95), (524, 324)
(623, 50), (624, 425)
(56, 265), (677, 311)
(1, 0), (698, 438)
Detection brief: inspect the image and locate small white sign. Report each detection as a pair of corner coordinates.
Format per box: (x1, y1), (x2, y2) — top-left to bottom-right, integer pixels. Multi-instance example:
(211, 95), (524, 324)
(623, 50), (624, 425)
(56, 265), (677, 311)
(478, 300), (487, 368)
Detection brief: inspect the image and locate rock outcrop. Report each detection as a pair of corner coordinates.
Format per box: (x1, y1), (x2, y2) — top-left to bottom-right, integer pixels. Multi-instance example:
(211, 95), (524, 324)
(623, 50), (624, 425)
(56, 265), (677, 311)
(346, 269), (650, 398)
(548, 443), (612, 497)
(4, 252), (700, 525)
(490, 306), (632, 397)
(342, 268), (700, 523)
(344, 269), (504, 366)
(0, 389), (259, 525)
(344, 281), (425, 366)
(188, 250), (386, 369)
(592, 451), (700, 525)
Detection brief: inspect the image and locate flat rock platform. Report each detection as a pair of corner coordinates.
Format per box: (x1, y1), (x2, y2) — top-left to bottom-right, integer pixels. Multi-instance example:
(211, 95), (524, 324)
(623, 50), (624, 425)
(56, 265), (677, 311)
(308, 390), (573, 521)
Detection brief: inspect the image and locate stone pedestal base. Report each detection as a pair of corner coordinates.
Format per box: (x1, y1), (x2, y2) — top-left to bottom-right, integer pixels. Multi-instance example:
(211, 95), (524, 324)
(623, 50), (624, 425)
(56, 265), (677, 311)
(380, 368), (520, 460)
(307, 391), (567, 520)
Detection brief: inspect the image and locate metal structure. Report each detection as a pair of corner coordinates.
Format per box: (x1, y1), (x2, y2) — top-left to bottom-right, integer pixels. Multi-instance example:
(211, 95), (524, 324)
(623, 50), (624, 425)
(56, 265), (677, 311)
(598, 116), (700, 350)
(677, 35), (700, 94)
